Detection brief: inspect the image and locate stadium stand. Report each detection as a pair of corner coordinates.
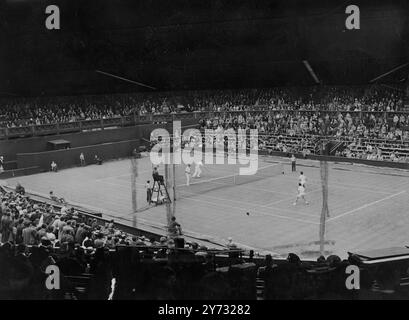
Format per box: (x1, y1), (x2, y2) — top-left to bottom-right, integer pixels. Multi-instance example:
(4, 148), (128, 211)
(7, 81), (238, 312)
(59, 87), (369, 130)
(2, 86), (407, 163)
(0, 85), (404, 127)
(1, 85), (409, 299)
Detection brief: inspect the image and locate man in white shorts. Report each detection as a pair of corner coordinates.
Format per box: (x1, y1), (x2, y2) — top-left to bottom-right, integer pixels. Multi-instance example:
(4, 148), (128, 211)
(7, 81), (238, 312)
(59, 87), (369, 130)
(192, 160), (203, 178)
(294, 183), (309, 205)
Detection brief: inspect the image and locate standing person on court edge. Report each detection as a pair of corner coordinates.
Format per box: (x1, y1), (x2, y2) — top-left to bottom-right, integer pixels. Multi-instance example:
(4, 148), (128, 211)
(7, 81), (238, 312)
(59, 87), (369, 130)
(185, 164), (191, 186)
(192, 159), (203, 178)
(80, 152), (86, 166)
(291, 154), (296, 172)
(51, 161), (58, 172)
(145, 180), (152, 204)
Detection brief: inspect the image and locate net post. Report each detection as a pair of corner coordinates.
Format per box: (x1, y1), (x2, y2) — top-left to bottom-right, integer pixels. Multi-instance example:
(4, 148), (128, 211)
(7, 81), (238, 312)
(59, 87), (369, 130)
(319, 144), (330, 255)
(172, 162), (177, 217)
(165, 163), (173, 231)
(172, 162), (176, 201)
(131, 157), (138, 228)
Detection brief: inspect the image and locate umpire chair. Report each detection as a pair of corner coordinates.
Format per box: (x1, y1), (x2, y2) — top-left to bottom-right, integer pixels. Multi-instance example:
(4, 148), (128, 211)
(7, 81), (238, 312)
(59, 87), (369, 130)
(151, 171), (171, 205)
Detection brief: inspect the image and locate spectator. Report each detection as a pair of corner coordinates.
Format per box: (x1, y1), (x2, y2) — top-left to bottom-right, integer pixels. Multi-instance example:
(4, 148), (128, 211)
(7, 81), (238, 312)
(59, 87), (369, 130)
(0, 212), (13, 243)
(94, 155), (103, 165)
(15, 183), (25, 195)
(80, 153), (86, 166)
(22, 222), (38, 246)
(168, 216), (182, 238)
(51, 161), (58, 172)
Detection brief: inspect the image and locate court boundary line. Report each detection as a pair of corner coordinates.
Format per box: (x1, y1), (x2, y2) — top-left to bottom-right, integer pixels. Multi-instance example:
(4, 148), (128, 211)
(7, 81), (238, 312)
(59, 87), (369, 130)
(100, 167), (394, 197)
(179, 194), (320, 225)
(306, 179), (393, 195)
(327, 190), (407, 222)
(95, 169), (399, 223)
(178, 189), (319, 218)
(177, 178), (291, 196)
(261, 186), (321, 208)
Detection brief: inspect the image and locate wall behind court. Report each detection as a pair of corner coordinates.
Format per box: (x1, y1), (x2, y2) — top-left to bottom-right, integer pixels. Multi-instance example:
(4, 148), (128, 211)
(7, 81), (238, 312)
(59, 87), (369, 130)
(17, 139), (140, 171)
(0, 120), (198, 160)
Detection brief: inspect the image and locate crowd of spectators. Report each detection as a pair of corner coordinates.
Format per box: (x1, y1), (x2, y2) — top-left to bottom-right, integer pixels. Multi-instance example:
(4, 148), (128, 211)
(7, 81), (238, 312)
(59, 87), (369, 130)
(0, 95), (135, 128)
(197, 108), (409, 162)
(0, 185), (205, 299)
(201, 110), (409, 139)
(192, 85), (408, 162)
(0, 85), (405, 128)
(2, 85), (406, 161)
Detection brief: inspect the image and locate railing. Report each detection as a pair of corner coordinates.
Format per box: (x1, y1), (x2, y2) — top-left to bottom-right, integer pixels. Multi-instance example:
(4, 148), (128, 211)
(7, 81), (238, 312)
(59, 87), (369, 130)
(1, 108), (409, 139)
(256, 132), (409, 145)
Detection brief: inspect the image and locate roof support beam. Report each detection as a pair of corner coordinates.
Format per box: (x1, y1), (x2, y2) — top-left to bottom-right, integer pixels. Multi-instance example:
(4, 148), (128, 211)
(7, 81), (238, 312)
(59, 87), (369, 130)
(369, 62), (409, 83)
(96, 70), (157, 90)
(302, 60), (320, 84)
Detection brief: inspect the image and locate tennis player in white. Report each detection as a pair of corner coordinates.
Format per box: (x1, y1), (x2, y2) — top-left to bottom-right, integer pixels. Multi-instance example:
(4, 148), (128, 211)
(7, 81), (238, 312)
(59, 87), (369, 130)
(293, 183), (309, 205)
(192, 160), (203, 178)
(298, 171), (307, 187)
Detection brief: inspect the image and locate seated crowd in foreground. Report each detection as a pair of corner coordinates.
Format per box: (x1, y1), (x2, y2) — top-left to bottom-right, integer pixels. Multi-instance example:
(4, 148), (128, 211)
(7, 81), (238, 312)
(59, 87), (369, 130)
(0, 185), (199, 298)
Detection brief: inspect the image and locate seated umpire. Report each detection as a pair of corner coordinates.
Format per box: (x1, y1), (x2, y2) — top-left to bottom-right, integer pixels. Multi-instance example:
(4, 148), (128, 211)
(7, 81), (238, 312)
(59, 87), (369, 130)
(152, 167), (164, 185)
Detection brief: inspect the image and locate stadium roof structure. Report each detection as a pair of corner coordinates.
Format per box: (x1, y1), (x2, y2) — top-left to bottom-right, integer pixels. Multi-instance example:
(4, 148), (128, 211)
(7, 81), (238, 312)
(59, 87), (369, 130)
(0, 0), (408, 97)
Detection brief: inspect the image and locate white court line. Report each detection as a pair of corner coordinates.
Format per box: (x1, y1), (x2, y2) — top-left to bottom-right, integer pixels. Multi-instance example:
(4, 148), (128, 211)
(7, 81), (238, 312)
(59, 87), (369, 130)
(93, 169), (318, 220)
(98, 162), (291, 195)
(100, 171), (291, 197)
(261, 187), (321, 208)
(96, 179), (131, 189)
(95, 162), (402, 224)
(306, 178), (393, 195)
(182, 178), (291, 196)
(97, 171), (316, 219)
(97, 177), (149, 189)
(178, 189), (318, 218)
(389, 179), (409, 192)
(327, 190), (407, 222)
(95, 167), (153, 182)
(180, 194), (319, 225)
(189, 172), (393, 197)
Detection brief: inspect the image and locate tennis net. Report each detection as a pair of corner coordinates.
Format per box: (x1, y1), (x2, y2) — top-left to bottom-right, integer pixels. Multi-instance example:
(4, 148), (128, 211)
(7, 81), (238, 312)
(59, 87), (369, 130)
(175, 162), (284, 199)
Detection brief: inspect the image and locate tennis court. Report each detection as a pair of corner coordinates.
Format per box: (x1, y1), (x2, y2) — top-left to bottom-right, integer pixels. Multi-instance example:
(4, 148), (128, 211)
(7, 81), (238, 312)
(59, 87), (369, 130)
(4, 153), (409, 259)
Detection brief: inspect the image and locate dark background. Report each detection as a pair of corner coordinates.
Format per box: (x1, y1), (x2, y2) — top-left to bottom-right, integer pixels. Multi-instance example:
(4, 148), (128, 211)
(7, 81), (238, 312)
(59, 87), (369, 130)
(0, 0), (408, 96)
